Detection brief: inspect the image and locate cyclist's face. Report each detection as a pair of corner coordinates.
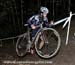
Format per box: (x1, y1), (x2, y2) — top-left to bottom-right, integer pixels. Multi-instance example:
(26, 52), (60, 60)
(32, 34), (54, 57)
(42, 13), (47, 17)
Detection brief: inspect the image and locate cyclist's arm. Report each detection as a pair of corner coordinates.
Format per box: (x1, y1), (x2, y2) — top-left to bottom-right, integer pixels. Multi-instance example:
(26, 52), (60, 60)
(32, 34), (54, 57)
(27, 15), (37, 29)
(43, 18), (50, 27)
(44, 19), (54, 28)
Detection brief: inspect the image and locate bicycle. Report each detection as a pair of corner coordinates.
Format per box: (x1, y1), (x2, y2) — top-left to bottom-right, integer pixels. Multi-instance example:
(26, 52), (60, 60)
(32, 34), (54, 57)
(16, 11), (75, 59)
(16, 22), (61, 59)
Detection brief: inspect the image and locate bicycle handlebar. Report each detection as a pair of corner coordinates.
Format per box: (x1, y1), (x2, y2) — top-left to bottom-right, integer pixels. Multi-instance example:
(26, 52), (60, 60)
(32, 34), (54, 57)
(24, 22), (54, 28)
(35, 22), (54, 28)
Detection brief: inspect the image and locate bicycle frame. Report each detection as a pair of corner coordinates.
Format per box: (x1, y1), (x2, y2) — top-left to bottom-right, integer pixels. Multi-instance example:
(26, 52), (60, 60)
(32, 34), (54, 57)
(25, 11), (75, 45)
(25, 23), (43, 45)
(53, 11), (75, 45)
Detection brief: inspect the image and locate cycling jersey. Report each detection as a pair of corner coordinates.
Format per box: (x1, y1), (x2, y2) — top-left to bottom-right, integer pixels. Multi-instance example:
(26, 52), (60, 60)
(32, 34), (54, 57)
(27, 14), (49, 28)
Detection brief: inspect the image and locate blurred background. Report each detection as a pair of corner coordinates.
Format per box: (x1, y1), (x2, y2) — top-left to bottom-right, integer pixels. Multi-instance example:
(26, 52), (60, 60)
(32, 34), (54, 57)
(0, 0), (75, 64)
(0, 0), (74, 38)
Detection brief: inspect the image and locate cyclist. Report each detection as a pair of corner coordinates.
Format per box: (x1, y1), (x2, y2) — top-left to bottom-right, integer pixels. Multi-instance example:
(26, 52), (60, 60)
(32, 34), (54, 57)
(27, 6), (53, 54)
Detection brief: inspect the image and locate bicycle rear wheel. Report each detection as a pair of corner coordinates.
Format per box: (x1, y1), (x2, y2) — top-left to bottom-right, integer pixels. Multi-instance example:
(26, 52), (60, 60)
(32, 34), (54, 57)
(16, 33), (28, 56)
(35, 28), (61, 59)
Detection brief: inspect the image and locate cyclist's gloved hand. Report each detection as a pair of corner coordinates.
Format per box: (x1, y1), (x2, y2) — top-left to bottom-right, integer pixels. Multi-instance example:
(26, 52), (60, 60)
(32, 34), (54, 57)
(48, 24), (54, 28)
(31, 24), (37, 29)
(48, 21), (54, 28)
(50, 20), (54, 24)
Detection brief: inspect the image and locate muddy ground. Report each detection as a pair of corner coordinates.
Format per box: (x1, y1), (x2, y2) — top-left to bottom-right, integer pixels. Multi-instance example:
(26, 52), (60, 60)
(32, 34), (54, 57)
(0, 17), (75, 65)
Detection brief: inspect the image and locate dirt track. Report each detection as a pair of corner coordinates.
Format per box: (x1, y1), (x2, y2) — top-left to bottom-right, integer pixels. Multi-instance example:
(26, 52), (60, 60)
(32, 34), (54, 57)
(0, 17), (75, 65)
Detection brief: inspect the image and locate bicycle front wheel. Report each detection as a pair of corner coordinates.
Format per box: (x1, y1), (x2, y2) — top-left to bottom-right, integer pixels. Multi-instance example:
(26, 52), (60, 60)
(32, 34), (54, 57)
(35, 28), (61, 59)
(16, 33), (28, 56)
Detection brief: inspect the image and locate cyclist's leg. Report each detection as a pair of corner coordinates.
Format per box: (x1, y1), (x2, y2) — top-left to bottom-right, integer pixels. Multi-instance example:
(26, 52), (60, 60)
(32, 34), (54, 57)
(26, 29), (38, 52)
(31, 29), (38, 47)
(32, 29), (45, 50)
(30, 28), (42, 54)
(39, 33), (45, 49)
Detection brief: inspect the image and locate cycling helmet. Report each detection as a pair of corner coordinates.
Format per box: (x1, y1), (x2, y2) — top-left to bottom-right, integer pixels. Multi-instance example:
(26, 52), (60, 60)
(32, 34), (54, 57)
(40, 7), (49, 14)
